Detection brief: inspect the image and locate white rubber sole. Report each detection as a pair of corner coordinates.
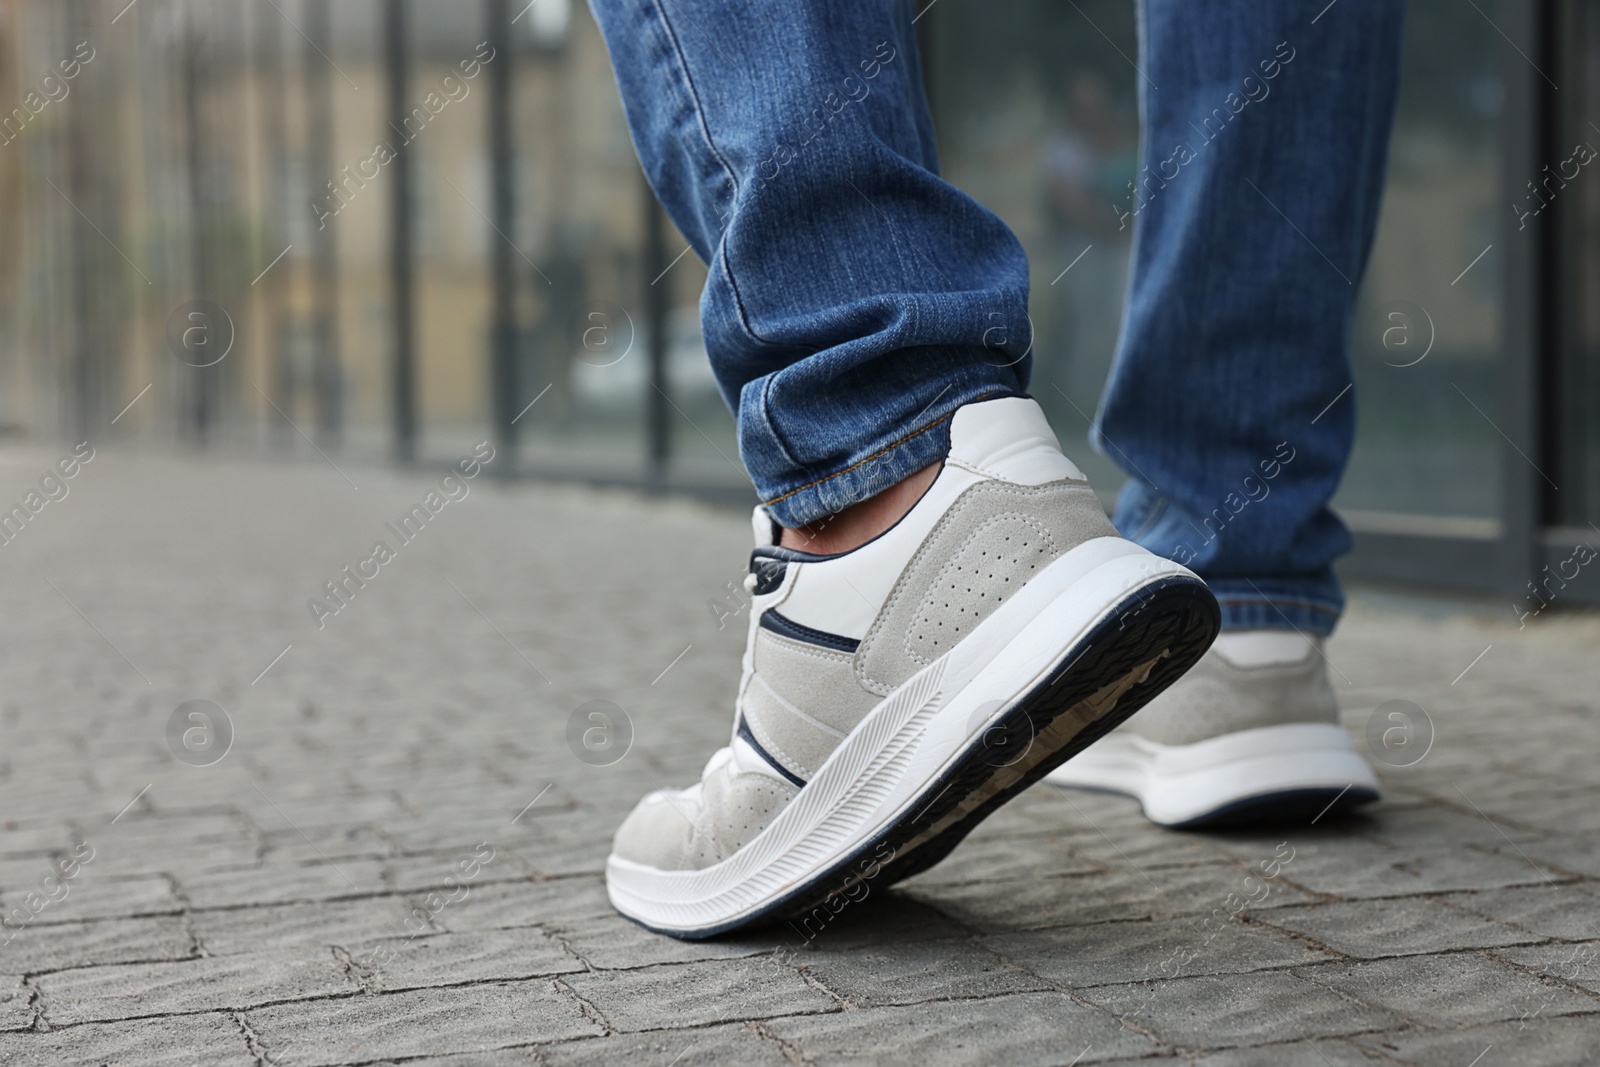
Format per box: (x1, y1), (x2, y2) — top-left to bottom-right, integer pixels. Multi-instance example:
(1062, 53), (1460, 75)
(606, 536), (1215, 937)
(1046, 722), (1380, 827)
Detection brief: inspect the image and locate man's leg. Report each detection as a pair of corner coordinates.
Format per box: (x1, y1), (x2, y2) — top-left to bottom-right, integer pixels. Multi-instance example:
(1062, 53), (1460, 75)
(1050, 0), (1406, 828)
(1098, 0), (1404, 629)
(588, 0), (1030, 530)
(589, 0), (1220, 936)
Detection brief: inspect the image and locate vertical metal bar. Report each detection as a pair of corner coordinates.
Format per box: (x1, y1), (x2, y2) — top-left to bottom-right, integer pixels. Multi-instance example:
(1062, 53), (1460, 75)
(643, 177), (669, 485)
(65, 0), (98, 439)
(385, 0), (417, 463)
(305, 0), (342, 444)
(182, 4), (210, 441)
(1573, 2), (1600, 528)
(257, 0), (291, 442)
(1498, 0), (1546, 599)
(486, 0), (518, 461)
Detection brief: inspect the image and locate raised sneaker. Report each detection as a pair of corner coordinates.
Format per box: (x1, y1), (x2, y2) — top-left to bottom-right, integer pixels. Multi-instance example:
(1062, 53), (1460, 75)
(606, 396), (1220, 937)
(1046, 629), (1380, 827)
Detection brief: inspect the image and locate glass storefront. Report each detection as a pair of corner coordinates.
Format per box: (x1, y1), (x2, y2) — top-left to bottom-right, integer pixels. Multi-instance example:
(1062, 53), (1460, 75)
(927, 0), (1507, 525)
(0, 0), (1589, 601)
(927, 0), (1141, 495)
(1551, 1), (1600, 531)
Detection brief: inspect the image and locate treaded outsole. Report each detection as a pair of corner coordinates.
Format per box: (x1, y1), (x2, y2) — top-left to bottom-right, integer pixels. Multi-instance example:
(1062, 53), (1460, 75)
(643, 573), (1220, 940)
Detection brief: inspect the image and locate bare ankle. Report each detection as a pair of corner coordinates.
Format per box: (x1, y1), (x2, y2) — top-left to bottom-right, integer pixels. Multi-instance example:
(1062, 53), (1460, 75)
(778, 462), (940, 554)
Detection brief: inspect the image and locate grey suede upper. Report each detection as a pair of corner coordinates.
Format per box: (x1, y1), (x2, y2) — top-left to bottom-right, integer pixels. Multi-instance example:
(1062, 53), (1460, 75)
(744, 628), (877, 783)
(613, 762), (799, 871)
(1115, 641), (1338, 745)
(856, 480), (1117, 696)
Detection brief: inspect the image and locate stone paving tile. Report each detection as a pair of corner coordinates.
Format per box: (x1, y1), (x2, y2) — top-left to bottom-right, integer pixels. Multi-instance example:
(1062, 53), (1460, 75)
(351, 928), (584, 990)
(1256, 897), (1541, 959)
(379, 851), (539, 895)
(1181, 824), (1375, 866)
(259, 825), (394, 863)
(35, 947), (358, 1025)
(548, 912), (775, 970)
(1349, 802), (1548, 851)
(897, 826), (1102, 887)
(986, 915), (1332, 988)
(1266, 843), (1565, 899)
(189, 896), (428, 956)
(0, 1011), (253, 1066)
(234, 790), (415, 831)
(1441, 884), (1600, 941)
(537, 1022), (791, 1066)
(0, 974), (30, 1032)
(1075, 970), (1404, 1048)
(0, 856), (68, 891)
(1513, 833), (1600, 881)
(432, 876), (614, 934)
(1142, 863), (1314, 918)
(1295, 952), (1599, 1028)
(0, 823), (77, 857)
(796, 937), (1050, 1007)
(562, 958), (838, 1032)
(245, 980), (602, 1066)
(1490, 940), (1600, 998)
(900, 872), (1163, 933)
(10, 875), (182, 926)
(1352, 1015), (1600, 1066)
(359, 1049), (539, 1066)
(1177, 1038), (1384, 1065)
(1460, 788), (1600, 837)
(1056, 825), (1233, 872)
(176, 859), (389, 909)
(759, 992), (1161, 1065)
(80, 816), (260, 878)
(490, 817), (611, 879)
(904, 861), (1312, 938)
(779, 895), (972, 953)
(0, 917), (195, 973)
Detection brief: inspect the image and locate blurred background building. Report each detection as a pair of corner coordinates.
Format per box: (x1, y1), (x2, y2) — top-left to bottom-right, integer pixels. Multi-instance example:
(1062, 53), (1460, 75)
(0, 0), (1594, 606)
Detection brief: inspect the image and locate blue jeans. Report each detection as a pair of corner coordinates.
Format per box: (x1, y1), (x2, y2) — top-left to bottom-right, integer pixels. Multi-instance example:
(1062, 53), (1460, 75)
(589, 0), (1403, 635)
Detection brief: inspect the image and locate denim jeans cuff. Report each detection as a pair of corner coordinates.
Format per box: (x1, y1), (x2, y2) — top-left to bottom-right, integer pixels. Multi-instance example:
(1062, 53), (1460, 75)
(749, 382), (1022, 528)
(1206, 581), (1342, 636)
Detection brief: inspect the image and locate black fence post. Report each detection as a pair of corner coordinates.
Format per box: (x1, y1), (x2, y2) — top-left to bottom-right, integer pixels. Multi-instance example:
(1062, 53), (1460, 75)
(486, 0), (519, 464)
(643, 181), (670, 485)
(306, 0), (343, 445)
(1498, 0), (1547, 600)
(386, 0), (417, 463)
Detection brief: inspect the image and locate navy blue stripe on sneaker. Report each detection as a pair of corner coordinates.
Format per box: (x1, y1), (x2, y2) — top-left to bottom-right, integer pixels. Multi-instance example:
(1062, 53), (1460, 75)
(758, 610), (860, 653)
(736, 715), (807, 788)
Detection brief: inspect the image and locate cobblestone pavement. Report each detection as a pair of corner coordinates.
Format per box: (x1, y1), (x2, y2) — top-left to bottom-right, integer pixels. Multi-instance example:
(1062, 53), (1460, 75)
(0, 450), (1596, 1066)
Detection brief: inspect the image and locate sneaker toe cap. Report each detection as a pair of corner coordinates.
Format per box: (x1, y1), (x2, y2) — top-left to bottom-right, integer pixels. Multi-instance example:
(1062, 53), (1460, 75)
(611, 788), (703, 871)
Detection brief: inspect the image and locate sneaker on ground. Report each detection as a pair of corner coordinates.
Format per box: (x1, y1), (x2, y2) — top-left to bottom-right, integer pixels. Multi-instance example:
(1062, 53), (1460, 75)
(606, 396), (1220, 938)
(1045, 630), (1380, 828)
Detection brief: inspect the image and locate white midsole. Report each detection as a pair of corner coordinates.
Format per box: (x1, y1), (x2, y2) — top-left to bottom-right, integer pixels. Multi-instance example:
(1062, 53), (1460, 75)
(607, 536), (1200, 935)
(1045, 722), (1379, 825)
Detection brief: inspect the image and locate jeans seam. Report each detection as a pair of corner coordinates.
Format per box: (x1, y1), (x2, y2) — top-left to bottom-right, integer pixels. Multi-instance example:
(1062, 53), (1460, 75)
(756, 375), (802, 472)
(642, 0), (777, 351)
(759, 391), (1000, 510)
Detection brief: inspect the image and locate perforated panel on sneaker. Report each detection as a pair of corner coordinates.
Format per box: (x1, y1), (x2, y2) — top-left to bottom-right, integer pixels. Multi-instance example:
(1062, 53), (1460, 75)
(903, 513), (1058, 666)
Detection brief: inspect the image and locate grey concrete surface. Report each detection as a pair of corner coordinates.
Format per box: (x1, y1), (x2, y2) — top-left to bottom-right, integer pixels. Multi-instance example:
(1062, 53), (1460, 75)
(0, 450), (1596, 1066)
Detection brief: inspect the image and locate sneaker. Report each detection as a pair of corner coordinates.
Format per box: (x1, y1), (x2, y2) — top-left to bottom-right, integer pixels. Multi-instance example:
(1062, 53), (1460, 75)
(606, 396), (1220, 937)
(1045, 630), (1380, 828)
